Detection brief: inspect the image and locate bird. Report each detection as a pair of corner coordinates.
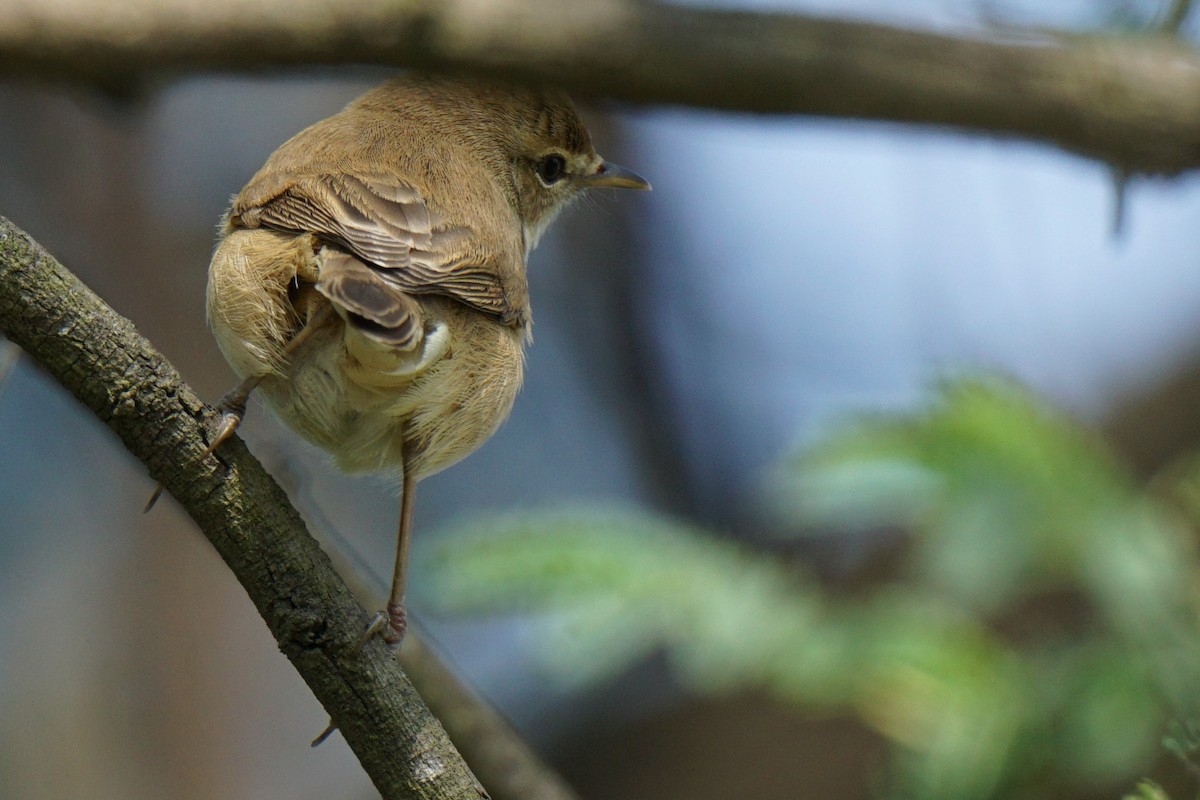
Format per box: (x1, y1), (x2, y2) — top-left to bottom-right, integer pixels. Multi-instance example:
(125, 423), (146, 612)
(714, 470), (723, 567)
(203, 74), (650, 645)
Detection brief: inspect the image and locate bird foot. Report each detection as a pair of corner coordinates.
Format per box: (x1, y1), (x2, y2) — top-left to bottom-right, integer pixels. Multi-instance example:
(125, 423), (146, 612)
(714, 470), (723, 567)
(356, 604), (407, 650)
(144, 384), (255, 513)
(311, 721), (338, 747)
(199, 394), (250, 460)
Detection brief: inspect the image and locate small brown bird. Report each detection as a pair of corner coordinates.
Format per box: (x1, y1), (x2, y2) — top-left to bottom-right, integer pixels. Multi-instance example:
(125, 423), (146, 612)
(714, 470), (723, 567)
(205, 75), (649, 644)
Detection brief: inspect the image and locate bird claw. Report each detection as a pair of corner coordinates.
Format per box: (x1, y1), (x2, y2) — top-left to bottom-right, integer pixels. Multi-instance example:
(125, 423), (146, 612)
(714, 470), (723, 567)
(145, 386), (255, 512)
(356, 605), (407, 651)
(199, 376), (261, 460)
(311, 720), (338, 747)
(199, 408), (244, 459)
(143, 483), (166, 513)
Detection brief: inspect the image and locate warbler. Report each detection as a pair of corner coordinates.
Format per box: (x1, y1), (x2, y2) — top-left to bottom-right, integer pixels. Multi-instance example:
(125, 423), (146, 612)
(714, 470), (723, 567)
(205, 74), (649, 644)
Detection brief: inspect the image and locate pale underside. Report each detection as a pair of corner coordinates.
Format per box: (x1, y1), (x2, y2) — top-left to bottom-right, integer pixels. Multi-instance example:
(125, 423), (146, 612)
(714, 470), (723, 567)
(206, 226), (525, 479)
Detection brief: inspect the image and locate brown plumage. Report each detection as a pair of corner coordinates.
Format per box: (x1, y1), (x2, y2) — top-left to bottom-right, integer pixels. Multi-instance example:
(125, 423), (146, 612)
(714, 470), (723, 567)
(205, 74), (649, 643)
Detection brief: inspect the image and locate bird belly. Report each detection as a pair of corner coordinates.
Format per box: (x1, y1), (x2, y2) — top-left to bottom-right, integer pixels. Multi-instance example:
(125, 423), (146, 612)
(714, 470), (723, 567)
(265, 297), (524, 480)
(209, 229), (526, 480)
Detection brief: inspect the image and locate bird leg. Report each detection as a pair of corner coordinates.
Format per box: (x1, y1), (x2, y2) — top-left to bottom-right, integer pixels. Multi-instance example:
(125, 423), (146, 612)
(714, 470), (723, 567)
(201, 305), (335, 459)
(387, 464), (416, 643)
(317, 465), (414, 746)
(359, 445), (416, 648)
(144, 305), (334, 513)
(197, 373), (264, 460)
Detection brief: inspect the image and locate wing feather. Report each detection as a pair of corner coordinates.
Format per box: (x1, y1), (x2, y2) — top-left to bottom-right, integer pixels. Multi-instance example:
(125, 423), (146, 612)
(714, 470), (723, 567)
(232, 173), (509, 318)
(315, 249), (422, 350)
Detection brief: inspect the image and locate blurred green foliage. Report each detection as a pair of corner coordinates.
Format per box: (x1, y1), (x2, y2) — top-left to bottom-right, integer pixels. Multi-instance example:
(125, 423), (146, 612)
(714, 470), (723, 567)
(424, 377), (1200, 799)
(1124, 781), (1171, 800)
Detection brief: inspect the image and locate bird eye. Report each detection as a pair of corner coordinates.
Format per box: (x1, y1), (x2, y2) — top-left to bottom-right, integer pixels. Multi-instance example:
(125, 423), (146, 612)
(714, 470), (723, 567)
(536, 154), (567, 186)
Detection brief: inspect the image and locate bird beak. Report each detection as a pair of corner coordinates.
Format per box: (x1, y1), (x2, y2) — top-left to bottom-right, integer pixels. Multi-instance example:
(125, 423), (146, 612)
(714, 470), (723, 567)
(586, 161), (652, 191)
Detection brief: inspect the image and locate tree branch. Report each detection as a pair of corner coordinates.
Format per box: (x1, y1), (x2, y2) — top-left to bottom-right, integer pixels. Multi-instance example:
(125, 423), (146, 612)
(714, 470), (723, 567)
(307, 497), (583, 800)
(400, 635), (582, 800)
(4, 0), (1200, 174)
(1161, 0), (1195, 33)
(0, 215), (561, 799)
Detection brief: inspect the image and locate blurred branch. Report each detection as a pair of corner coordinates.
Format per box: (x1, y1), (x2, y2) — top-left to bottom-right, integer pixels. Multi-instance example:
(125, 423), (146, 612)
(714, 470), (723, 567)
(4, 2), (1200, 174)
(292, 463), (583, 800)
(0, 215), (578, 800)
(1161, 0), (1195, 33)
(1103, 360), (1200, 479)
(399, 633), (580, 800)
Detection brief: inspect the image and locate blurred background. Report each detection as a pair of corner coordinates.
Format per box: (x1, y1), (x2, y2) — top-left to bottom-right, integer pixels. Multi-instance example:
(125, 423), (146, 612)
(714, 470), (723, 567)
(5, 1), (1200, 798)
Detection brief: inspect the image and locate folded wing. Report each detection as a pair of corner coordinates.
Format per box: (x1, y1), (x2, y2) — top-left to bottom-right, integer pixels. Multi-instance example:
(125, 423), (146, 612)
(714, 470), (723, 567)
(232, 172), (510, 322)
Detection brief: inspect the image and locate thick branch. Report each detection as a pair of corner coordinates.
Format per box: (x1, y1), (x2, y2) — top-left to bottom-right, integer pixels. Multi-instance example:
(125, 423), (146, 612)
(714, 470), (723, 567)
(0, 216), (493, 799)
(3, 0), (1200, 174)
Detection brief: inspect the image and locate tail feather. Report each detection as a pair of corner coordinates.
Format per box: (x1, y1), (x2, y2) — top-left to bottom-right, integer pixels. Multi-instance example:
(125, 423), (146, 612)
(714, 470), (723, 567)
(315, 249), (422, 350)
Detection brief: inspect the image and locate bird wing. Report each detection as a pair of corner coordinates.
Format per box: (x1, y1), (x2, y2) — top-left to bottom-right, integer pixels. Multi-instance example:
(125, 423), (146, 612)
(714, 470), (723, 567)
(231, 173), (511, 320)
